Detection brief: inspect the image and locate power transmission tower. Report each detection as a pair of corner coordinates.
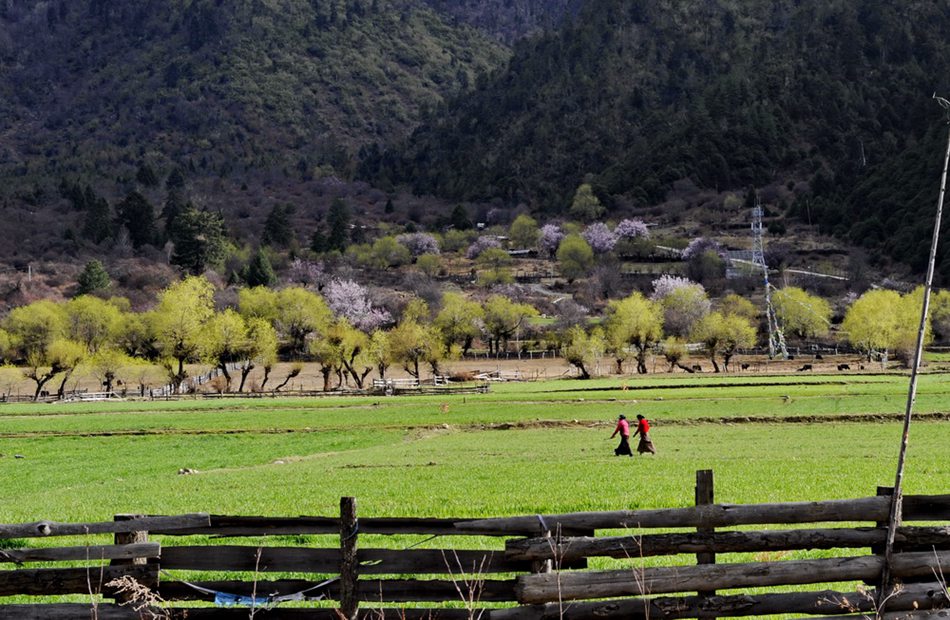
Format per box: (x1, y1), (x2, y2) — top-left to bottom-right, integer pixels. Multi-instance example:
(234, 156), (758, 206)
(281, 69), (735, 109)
(751, 200), (788, 359)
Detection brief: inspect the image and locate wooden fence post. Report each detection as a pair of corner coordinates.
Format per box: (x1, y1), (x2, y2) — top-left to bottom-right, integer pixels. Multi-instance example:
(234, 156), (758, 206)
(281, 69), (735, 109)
(531, 520), (552, 574)
(111, 514), (148, 605)
(340, 497), (359, 620)
(872, 486), (894, 589)
(695, 470), (716, 618)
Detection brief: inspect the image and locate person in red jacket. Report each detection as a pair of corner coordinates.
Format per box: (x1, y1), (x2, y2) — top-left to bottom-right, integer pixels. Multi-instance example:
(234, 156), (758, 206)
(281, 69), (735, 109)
(632, 414), (656, 455)
(610, 414), (633, 456)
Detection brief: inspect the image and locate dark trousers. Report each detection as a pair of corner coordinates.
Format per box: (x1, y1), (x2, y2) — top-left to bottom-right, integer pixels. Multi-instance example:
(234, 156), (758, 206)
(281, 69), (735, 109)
(615, 436), (633, 456)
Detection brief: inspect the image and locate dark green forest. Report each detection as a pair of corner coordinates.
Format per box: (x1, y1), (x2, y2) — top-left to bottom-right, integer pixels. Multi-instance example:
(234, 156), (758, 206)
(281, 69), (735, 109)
(3, 0), (950, 280)
(0, 0), (506, 188)
(370, 0), (950, 278)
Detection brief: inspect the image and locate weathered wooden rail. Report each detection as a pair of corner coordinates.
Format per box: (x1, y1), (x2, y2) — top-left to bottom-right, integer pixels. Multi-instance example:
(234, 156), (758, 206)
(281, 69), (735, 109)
(0, 473), (947, 619)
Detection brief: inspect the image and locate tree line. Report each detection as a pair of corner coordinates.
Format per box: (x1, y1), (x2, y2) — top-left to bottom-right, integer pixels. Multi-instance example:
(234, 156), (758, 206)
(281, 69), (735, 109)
(1, 273), (947, 400)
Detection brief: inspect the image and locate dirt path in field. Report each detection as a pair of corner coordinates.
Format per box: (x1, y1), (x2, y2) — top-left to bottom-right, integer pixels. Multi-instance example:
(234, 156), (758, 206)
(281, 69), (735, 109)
(1, 411), (948, 440)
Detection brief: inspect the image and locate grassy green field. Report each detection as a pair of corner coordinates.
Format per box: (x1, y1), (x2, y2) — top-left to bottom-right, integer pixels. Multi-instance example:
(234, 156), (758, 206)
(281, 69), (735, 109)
(1, 371), (948, 525)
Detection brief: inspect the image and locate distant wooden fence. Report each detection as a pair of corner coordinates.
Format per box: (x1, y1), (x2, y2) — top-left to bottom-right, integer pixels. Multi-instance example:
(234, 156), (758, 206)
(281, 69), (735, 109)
(1, 473), (948, 619)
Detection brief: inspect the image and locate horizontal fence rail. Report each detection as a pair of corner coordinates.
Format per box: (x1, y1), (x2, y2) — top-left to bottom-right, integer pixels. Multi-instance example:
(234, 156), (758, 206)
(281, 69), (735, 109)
(0, 474), (947, 619)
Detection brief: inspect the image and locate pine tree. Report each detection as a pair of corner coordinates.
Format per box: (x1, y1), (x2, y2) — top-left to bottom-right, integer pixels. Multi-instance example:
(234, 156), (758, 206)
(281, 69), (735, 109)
(116, 191), (159, 248)
(243, 248), (277, 287)
(169, 205), (229, 274)
(326, 198), (351, 252)
(310, 227), (329, 254)
(450, 204), (472, 230)
(81, 190), (113, 243)
(261, 204), (295, 248)
(136, 163), (159, 187)
(76, 259), (111, 295)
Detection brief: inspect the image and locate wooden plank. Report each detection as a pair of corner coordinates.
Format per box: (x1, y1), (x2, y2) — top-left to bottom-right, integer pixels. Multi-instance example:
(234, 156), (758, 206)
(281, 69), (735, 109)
(904, 494), (950, 521)
(0, 605), (142, 619)
(0, 606), (491, 620)
(156, 515), (532, 536)
(0, 564), (157, 596)
(695, 469), (716, 607)
(0, 514), (210, 539)
(516, 550), (950, 604)
(0, 542), (160, 564)
(460, 497), (892, 534)
(112, 514), (148, 605)
(340, 496), (359, 620)
(490, 581), (950, 620)
(158, 577), (519, 603)
(161, 546), (537, 574)
(458, 494), (950, 534)
(505, 526), (950, 562)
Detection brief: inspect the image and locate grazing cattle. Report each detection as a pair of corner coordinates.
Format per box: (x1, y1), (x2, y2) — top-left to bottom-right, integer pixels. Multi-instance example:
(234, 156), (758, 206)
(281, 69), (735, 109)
(815, 353), (824, 360)
(741, 363), (750, 371)
(797, 364), (813, 372)
(691, 364), (702, 372)
(837, 364), (851, 371)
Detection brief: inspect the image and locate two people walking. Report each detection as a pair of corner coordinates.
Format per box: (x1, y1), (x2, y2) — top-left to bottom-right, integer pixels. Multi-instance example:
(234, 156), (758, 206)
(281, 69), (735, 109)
(610, 414), (656, 456)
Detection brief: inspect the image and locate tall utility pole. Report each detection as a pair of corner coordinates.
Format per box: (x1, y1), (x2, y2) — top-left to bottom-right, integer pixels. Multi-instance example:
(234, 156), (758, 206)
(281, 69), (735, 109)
(879, 94), (950, 608)
(751, 200), (788, 359)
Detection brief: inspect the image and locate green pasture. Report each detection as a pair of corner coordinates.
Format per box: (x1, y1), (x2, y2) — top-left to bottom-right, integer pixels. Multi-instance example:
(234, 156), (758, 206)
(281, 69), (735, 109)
(1, 372), (948, 609)
(0, 371), (948, 524)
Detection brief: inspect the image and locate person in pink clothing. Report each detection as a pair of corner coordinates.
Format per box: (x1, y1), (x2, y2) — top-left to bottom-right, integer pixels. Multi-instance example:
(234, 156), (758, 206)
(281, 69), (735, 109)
(610, 414), (633, 456)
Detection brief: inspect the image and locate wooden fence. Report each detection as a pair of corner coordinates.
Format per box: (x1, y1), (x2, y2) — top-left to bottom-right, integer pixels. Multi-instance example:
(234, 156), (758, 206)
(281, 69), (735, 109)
(0, 473), (948, 619)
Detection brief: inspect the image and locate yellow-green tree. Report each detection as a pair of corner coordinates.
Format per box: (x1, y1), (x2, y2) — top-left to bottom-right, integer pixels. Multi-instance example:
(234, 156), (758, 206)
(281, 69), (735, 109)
(241, 286), (333, 357)
(660, 337), (690, 372)
(556, 234), (594, 281)
(603, 292), (664, 374)
(691, 312), (757, 372)
(150, 276), (216, 392)
(113, 310), (155, 358)
(238, 286), (280, 322)
(841, 289), (902, 362)
(48, 338), (88, 399)
(476, 247), (514, 286)
(569, 183), (605, 221)
(200, 308), (250, 392)
(88, 346), (138, 393)
(509, 214), (539, 249)
(274, 287), (333, 356)
(434, 292), (484, 355)
(719, 293), (758, 322)
(243, 318), (278, 392)
(64, 295), (124, 353)
(389, 300), (445, 379)
(366, 329), (393, 380)
(0, 329), (11, 363)
(930, 289), (950, 342)
(321, 320), (374, 390)
(772, 287), (831, 340)
(563, 325), (606, 379)
(3, 300), (67, 359)
(3, 300), (70, 400)
(481, 295), (539, 355)
(893, 287), (933, 364)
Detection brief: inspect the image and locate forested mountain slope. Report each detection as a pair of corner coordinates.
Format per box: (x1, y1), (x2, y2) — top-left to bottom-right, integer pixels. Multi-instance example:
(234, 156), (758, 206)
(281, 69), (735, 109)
(377, 0), (950, 277)
(0, 0), (506, 196)
(421, 0), (583, 42)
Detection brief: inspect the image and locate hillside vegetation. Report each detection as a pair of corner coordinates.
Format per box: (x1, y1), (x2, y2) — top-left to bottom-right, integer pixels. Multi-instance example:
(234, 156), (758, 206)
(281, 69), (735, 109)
(0, 0), (506, 192)
(377, 0), (950, 279)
